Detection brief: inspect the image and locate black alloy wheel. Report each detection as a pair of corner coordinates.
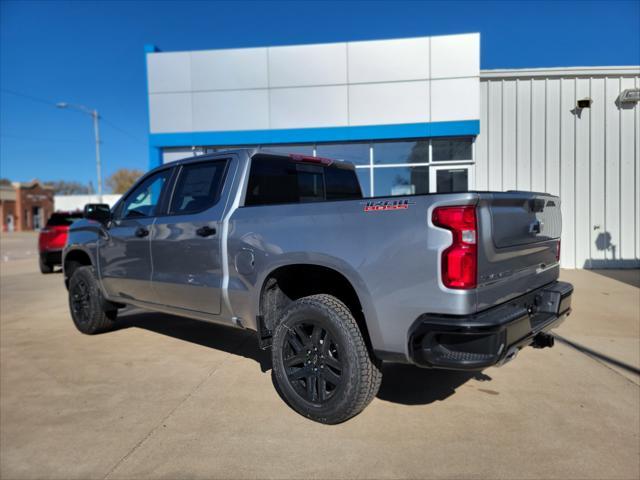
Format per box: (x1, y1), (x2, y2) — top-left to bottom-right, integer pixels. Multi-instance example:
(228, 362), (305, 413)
(282, 321), (343, 404)
(70, 278), (92, 325)
(271, 294), (382, 424)
(67, 266), (118, 334)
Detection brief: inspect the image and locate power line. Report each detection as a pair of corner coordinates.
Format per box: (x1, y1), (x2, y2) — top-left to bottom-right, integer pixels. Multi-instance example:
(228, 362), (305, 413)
(0, 88), (56, 106)
(0, 133), (84, 144)
(1, 88), (146, 145)
(101, 117), (146, 145)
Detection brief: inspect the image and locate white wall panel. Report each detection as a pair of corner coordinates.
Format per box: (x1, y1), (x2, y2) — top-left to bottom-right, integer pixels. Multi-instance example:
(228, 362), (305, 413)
(431, 77), (479, 122)
(516, 80), (531, 190)
(636, 77), (640, 262)
(487, 81), (502, 190)
(574, 78), (591, 268)
(477, 68), (639, 268)
(191, 48), (268, 91)
(349, 81), (429, 126)
(148, 93), (192, 133)
(268, 43), (347, 88)
(589, 78), (606, 264)
(545, 80), (561, 196)
(147, 52), (191, 93)
(530, 79), (546, 192)
(620, 77), (637, 262)
(270, 86), (348, 128)
(147, 33), (480, 136)
(502, 81), (517, 190)
(348, 38), (429, 83)
(475, 81), (489, 190)
(431, 33), (480, 79)
(605, 77), (621, 265)
(192, 90), (269, 132)
(560, 78), (576, 268)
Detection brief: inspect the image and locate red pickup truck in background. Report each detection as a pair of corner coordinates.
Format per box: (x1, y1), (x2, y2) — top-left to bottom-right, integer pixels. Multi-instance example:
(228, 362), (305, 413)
(38, 212), (83, 273)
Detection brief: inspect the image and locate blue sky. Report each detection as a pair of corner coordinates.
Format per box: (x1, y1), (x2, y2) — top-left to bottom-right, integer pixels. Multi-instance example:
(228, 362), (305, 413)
(1, 0), (639, 190)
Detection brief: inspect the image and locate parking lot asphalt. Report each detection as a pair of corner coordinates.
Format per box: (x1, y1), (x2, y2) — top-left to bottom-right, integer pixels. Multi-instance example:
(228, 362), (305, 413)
(1, 232), (639, 479)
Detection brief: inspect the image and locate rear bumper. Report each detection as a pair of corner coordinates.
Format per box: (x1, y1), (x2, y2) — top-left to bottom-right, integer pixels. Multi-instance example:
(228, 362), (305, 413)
(40, 250), (62, 265)
(408, 281), (573, 370)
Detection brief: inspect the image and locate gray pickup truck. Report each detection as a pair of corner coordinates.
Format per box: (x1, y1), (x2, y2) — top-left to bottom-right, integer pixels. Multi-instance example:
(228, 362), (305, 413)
(63, 148), (573, 424)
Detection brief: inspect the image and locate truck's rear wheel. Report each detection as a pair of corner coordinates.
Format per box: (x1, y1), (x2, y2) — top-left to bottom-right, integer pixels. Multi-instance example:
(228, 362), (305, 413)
(68, 266), (118, 334)
(272, 294), (382, 424)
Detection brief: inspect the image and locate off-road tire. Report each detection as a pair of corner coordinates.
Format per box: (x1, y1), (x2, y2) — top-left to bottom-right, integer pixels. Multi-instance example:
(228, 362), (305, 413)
(68, 266), (118, 334)
(39, 255), (54, 274)
(272, 294), (382, 424)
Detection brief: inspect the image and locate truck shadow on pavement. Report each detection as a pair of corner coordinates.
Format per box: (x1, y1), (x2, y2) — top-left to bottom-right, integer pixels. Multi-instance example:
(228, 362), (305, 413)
(376, 364), (491, 405)
(117, 310), (491, 406)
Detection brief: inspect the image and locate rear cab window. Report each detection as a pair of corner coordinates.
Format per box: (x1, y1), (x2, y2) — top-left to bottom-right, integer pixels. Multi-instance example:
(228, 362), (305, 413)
(244, 155), (362, 206)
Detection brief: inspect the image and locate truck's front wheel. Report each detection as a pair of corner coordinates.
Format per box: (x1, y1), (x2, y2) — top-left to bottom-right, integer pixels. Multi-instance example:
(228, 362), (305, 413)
(272, 294), (382, 424)
(68, 266), (118, 334)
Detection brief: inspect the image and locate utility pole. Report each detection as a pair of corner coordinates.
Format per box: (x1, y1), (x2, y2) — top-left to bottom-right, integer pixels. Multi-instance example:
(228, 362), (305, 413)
(91, 109), (102, 202)
(56, 102), (103, 203)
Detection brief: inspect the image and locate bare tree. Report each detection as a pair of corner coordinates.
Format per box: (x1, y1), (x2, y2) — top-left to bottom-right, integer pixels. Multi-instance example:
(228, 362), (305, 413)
(106, 168), (144, 194)
(45, 180), (90, 195)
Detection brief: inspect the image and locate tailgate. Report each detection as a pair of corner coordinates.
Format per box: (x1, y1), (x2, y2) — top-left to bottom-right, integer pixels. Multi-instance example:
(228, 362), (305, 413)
(476, 191), (562, 311)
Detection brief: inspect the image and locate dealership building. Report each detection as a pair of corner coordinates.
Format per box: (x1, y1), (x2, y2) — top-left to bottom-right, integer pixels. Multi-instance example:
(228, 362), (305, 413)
(144, 33), (639, 269)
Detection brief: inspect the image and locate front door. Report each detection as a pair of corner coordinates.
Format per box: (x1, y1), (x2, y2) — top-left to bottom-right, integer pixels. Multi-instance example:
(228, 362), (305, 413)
(150, 158), (230, 315)
(98, 168), (173, 303)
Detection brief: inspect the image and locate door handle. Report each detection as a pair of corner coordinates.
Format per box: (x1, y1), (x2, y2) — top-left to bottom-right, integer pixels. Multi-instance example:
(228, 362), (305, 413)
(196, 226), (216, 237)
(135, 227), (149, 238)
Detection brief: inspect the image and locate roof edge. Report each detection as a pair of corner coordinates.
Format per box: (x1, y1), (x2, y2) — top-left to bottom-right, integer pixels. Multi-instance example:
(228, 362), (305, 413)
(480, 66), (640, 79)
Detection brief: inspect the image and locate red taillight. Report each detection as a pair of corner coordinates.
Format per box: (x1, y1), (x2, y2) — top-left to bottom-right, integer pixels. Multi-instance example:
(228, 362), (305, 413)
(432, 206), (477, 289)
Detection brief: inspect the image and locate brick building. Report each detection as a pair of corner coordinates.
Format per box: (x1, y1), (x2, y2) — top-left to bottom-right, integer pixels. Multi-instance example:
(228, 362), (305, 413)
(0, 181), (54, 232)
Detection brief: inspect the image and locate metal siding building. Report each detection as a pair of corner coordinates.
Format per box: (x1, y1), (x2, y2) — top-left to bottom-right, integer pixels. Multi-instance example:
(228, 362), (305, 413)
(145, 35), (640, 269)
(476, 67), (640, 268)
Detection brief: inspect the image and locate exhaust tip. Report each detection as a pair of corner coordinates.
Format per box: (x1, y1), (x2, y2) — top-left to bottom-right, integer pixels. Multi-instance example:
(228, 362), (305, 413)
(532, 332), (555, 349)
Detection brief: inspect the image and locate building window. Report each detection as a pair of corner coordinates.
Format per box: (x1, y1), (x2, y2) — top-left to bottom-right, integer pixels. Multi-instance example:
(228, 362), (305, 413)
(431, 138), (473, 162)
(373, 140), (429, 165)
(373, 166), (429, 196)
(434, 167), (469, 193)
(195, 135), (474, 197)
(355, 168), (372, 197)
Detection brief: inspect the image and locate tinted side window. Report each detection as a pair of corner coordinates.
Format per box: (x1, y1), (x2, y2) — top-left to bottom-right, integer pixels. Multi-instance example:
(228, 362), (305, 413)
(170, 161), (227, 214)
(120, 169), (171, 219)
(245, 157), (298, 206)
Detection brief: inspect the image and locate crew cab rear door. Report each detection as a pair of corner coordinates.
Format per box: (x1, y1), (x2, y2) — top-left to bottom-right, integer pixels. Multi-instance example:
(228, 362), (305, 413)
(149, 157), (232, 315)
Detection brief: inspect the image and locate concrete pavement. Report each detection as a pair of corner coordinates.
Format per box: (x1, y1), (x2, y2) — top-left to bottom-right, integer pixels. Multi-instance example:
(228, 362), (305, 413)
(1, 232), (638, 479)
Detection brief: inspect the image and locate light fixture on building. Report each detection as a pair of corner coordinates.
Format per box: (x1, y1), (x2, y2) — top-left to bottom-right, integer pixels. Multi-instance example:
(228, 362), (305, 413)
(576, 98), (593, 109)
(619, 88), (640, 103)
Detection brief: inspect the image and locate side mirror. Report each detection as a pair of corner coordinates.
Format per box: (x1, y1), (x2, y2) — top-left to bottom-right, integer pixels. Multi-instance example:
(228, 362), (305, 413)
(83, 203), (112, 224)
